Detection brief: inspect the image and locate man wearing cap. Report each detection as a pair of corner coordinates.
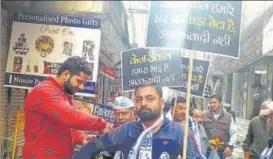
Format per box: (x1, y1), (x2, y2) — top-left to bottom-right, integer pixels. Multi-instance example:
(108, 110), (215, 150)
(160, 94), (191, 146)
(242, 100), (273, 159)
(95, 96), (136, 159)
(112, 96), (136, 129)
(260, 101), (273, 159)
(223, 102), (236, 122)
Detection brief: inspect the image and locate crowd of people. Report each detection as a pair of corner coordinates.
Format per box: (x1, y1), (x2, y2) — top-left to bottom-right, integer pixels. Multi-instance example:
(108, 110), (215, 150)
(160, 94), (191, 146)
(22, 56), (273, 159)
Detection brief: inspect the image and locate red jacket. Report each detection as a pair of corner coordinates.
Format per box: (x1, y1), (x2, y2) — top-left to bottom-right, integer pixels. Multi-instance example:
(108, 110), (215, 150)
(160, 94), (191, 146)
(23, 76), (106, 159)
(71, 129), (85, 145)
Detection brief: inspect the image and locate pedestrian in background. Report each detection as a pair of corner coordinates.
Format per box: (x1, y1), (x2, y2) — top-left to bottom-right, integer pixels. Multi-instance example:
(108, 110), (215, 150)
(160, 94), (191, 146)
(223, 102), (236, 123)
(193, 109), (209, 158)
(243, 100), (273, 159)
(203, 94), (237, 159)
(107, 91), (117, 106)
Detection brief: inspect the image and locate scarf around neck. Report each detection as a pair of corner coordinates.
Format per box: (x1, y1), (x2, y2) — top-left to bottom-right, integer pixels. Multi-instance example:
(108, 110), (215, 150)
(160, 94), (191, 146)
(128, 115), (164, 159)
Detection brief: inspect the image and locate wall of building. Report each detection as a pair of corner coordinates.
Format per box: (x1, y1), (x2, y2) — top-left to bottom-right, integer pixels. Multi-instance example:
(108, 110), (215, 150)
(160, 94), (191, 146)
(229, 56), (273, 120)
(225, 74), (233, 103)
(242, 1), (273, 30)
(1, 8), (26, 158)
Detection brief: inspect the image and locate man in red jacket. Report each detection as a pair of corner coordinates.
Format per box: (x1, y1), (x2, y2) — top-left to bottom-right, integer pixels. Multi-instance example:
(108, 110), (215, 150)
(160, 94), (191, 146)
(23, 56), (107, 159)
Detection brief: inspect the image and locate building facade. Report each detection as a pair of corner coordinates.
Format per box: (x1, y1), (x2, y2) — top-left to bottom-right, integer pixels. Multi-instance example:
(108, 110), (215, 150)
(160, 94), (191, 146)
(212, 3), (273, 120)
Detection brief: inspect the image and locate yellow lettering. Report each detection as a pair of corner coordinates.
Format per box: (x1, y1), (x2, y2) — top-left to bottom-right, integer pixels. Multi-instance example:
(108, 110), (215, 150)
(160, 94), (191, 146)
(196, 17), (206, 27)
(129, 52), (173, 65)
(164, 52), (172, 60)
(139, 56), (146, 64)
(183, 74), (187, 80)
(197, 75), (204, 83)
(209, 16), (217, 28)
(209, 16), (225, 30)
(153, 54), (160, 61)
(188, 16), (206, 27)
(192, 75), (198, 82)
(227, 18), (235, 33)
(146, 52), (153, 63)
(130, 54), (138, 64)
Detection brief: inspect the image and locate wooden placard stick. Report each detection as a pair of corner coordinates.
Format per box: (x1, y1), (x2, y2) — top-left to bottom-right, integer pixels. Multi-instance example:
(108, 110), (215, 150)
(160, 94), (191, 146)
(171, 96), (178, 117)
(12, 111), (20, 159)
(182, 53), (194, 159)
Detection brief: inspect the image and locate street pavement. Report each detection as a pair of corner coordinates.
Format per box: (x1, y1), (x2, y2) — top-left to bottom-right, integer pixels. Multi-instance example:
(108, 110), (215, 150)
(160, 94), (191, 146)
(233, 146), (244, 159)
(232, 117), (250, 159)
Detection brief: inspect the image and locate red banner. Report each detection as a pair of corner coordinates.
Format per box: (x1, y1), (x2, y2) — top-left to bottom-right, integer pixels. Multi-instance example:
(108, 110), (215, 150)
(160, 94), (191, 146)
(99, 65), (116, 80)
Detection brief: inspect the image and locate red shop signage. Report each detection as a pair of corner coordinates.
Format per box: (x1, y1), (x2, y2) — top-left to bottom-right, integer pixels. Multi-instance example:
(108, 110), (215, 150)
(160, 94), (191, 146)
(99, 65), (116, 80)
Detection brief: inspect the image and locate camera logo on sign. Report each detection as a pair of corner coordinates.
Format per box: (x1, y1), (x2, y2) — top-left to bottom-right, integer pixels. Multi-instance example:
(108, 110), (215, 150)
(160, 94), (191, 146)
(159, 152), (170, 159)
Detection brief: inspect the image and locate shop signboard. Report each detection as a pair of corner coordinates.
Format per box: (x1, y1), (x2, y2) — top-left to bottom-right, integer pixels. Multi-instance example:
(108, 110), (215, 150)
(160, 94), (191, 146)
(5, 12), (102, 96)
(75, 99), (114, 124)
(92, 103), (115, 124)
(99, 65), (116, 80)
